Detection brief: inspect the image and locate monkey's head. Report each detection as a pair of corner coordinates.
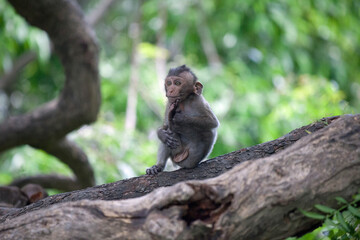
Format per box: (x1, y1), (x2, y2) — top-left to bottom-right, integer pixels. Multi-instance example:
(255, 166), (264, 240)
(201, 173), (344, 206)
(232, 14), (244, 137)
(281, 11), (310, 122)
(165, 65), (203, 103)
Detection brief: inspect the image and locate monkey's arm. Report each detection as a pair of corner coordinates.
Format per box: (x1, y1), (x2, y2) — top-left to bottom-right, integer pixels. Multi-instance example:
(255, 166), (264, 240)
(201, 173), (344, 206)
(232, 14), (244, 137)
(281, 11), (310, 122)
(172, 107), (219, 130)
(157, 101), (182, 149)
(171, 96), (219, 130)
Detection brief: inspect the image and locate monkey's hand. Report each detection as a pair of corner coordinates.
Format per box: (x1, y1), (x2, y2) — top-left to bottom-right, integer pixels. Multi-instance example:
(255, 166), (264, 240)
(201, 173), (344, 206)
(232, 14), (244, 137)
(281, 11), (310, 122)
(146, 165), (163, 175)
(158, 129), (180, 149)
(168, 99), (180, 120)
(165, 130), (180, 149)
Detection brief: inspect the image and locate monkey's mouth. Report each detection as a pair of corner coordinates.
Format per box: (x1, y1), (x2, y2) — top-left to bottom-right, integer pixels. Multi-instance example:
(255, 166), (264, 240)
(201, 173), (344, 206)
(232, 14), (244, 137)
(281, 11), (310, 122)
(166, 95), (181, 99)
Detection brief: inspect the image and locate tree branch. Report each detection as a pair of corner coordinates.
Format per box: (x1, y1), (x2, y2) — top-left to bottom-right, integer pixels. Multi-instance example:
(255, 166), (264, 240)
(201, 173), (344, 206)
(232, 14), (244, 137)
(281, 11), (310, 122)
(0, 0), (100, 153)
(31, 137), (95, 188)
(86, 0), (116, 27)
(0, 115), (340, 222)
(10, 174), (80, 192)
(0, 0), (112, 95)
(125, 0), (143, 131)
(0, 51), (37, 91)
(0, 114), (359, 239)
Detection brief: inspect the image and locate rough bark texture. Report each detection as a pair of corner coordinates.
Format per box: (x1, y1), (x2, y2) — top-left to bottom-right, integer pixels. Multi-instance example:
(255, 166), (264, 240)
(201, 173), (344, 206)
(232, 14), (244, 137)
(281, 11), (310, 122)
(1, 0), (100, 190)
(2, 114), (359, 240)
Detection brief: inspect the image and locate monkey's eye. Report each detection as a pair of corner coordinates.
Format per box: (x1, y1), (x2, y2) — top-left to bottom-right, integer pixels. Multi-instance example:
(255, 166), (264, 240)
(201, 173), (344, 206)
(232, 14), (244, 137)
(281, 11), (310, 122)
(166, 80), (172, 86)
(174, 81), (181, 86)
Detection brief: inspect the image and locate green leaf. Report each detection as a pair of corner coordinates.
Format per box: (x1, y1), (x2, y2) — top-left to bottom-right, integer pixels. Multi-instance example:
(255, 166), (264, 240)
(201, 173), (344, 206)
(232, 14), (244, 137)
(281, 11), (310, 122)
(348, 205), (360, 218)
(315, 204), (336, 214)
(324, 218), (339, 228)
(335, 211), (351, 233)
(299, 209), (326, 220)
(353, 193), (360, 202)
(335, 197), (348, 204)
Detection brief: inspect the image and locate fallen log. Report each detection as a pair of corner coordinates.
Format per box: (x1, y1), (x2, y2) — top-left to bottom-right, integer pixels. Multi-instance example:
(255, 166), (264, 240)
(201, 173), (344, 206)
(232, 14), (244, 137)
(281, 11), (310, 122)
(0, 114), (358, 239)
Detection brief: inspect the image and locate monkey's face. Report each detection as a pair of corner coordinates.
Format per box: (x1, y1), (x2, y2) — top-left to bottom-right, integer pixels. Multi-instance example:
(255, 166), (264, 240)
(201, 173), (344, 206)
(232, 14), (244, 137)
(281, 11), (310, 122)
(165, 76), (194, 103)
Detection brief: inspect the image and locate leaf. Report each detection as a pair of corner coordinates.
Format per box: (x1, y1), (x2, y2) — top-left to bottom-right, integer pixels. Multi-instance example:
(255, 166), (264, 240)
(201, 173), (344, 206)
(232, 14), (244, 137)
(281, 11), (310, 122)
(335, 211), (351, 233)
(353, 193), (360, 202)
(348, 205), (360, 218)
(299, 209), (326, 220)
(324, 218), (338, 228)
(335, 197), (348, 204)
(315, 204), (336, 214)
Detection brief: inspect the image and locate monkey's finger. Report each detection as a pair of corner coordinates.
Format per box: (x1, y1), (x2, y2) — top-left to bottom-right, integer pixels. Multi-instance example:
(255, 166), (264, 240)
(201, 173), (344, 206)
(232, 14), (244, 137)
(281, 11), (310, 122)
(146, 166), (160, 175)
(165, 133), (179, 142)
(146, 168), (155, 175)
(167, 144), (177, 149)
(146, 169), (155, 175)
(166, 140), (180, 149)
(166, 136), (179, 144)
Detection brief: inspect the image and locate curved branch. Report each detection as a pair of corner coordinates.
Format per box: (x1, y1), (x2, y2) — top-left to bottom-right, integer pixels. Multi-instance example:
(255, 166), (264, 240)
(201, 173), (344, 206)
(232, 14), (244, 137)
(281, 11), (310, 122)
(0, 0), (112, 94)
(0, 0), (101, 152)
(34, 137), (95, 188)
(10, 174), (80, 192)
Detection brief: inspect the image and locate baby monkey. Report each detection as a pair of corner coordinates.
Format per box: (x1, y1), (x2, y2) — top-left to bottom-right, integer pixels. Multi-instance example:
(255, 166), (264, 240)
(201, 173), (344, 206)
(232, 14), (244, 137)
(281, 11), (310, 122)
(146, 65), (219, 175)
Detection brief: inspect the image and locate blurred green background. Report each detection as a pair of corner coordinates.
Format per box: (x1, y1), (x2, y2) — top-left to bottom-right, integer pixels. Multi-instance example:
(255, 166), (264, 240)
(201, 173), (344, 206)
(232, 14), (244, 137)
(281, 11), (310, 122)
(0, 0), (358, 185)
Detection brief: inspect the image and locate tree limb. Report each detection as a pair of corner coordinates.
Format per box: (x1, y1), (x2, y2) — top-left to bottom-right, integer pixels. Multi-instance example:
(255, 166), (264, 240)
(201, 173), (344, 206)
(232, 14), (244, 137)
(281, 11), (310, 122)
(34, 137), (95, 188)
(10, 174), (80, 192)
(10, 137), (95, 190)
(86, 0), (116, 27)
(0, 51), (37, 92)
(0, 114), (359, 240)
(0, 0), (112, 96)
(0, 0), (100, 152)
(0, 115), (340, 222)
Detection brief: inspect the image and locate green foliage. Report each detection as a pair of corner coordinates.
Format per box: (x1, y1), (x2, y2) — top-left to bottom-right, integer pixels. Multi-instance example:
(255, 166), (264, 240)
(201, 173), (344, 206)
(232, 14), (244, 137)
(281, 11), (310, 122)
(292, 191), (360, 240)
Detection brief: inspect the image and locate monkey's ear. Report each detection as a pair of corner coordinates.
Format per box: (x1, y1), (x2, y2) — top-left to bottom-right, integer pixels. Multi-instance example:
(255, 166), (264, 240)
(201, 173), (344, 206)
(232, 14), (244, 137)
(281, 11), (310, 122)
(194, 82), (203, 95)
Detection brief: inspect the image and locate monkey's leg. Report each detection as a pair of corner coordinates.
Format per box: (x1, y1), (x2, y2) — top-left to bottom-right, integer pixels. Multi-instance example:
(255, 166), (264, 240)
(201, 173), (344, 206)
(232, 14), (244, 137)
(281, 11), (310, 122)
(176, 144), (207, 169)
(173, 147), (189, 163)
(146, 143), (170, 175)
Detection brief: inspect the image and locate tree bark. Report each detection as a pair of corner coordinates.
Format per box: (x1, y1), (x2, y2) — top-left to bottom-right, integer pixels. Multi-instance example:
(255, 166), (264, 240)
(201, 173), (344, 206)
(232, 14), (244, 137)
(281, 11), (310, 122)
(0, 115), (337, 221)
(2, 114), (359, 240)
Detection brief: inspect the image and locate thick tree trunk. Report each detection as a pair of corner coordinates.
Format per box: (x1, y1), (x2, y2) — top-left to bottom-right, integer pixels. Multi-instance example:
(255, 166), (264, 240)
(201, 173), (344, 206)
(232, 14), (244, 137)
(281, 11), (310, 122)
(1, 114), (359, 239)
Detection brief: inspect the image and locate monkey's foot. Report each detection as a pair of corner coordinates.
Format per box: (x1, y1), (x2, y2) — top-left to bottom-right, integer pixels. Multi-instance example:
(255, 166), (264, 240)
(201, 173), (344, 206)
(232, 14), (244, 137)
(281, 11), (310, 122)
(173, 148), (189, 163)
(146, 165), (163, 175)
